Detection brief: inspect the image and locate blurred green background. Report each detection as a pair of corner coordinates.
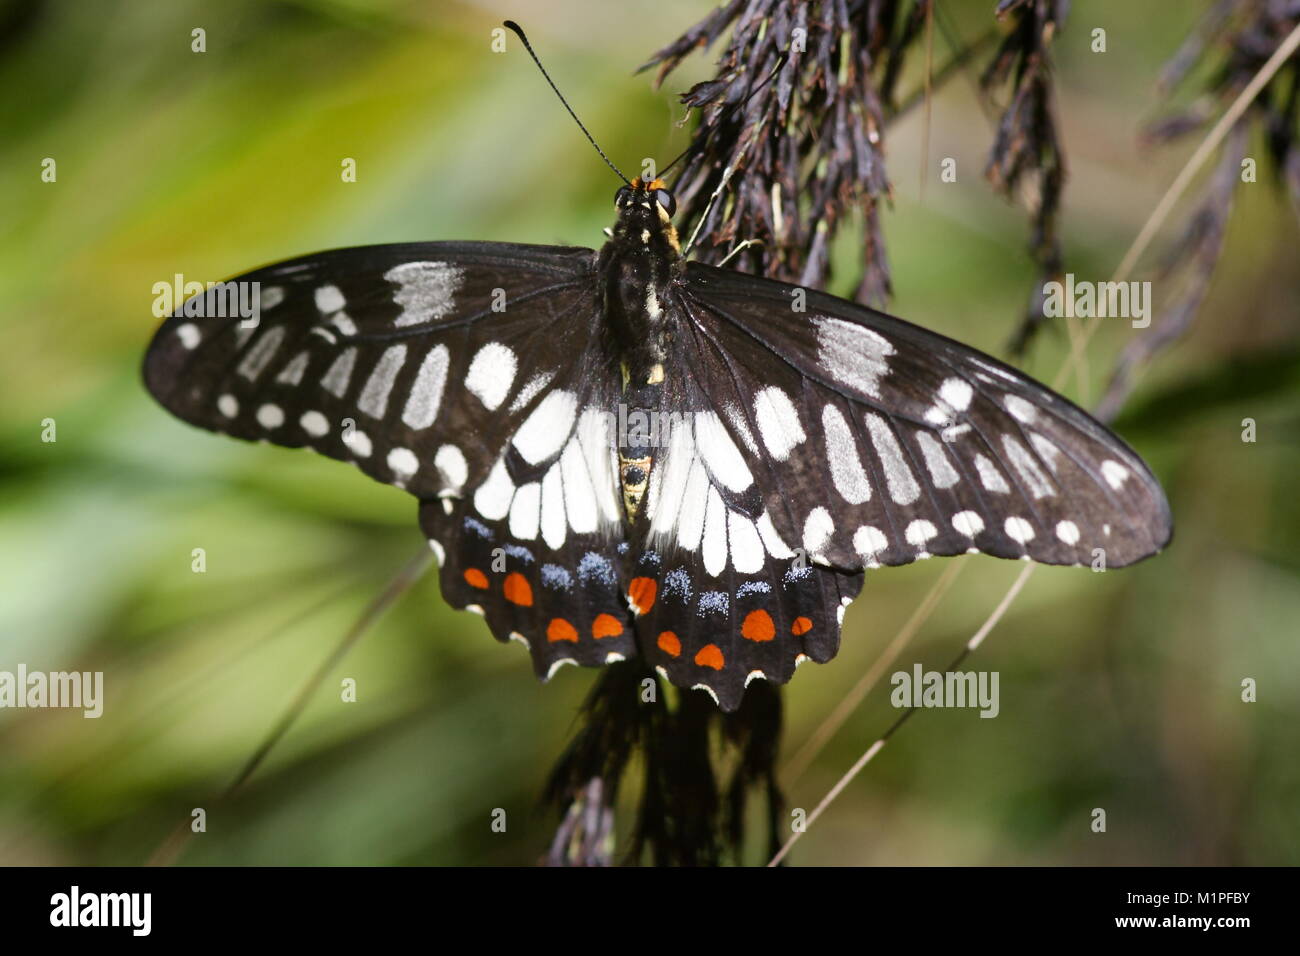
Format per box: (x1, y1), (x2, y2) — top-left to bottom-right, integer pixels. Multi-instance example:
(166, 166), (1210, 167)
(1, 0), (1297, 866)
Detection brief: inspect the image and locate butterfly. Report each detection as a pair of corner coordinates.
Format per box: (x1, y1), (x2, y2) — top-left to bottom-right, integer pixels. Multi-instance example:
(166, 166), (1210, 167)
(142, 165), (1172, 712)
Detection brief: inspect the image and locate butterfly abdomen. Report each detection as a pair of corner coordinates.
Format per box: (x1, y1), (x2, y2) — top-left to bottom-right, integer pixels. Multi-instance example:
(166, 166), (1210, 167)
(617, 377), (664, 525)
(599, 187), (685, 527)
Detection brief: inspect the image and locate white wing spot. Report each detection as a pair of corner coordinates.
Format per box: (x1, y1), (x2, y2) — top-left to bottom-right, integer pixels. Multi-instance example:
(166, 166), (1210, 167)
(434, 444), (468, 491)
(540, 464), (566, 550)
(753, 387), (806, 460)
(474, 458), (515, 520)
(508, 482), (541, 540)
(694, 411), (753, 492)
(256, 403), (284, 429)
(401, 344), (449, 430)
(238, 326), (286, 381)
(508, 370), (556, 413)
(1002, 434), (1055, 499)
(723, 403), (759, 455)
(926, 378), (973, 426)
(314, 284), (345, 314)
(1029, 432), (1062, 473)
(813, 316), (894, 397)
(276, 351), (310, 385)
(321, 347), (357, 398)
(465, 342), (517, 411)
(512, 390), (578, 465)
(646, 421), (698, 542)
(1101, 460), (1131, 490)
(176, 323), (200, 349)
(702, 486), (728, 576)
(387, 446), (419, 479)
(300, 410), (329, 437)
(822, 405), (872, 504)
(357, 344), (407, 419)
(864, 412), (920, 504)
(343, 428), (372, 458)
(691, 683), (720, 705)
(1055, 520), (1081, 545)
(384, 261), (464, 326)
(756, 511), (795, 559)
(561, 439), (600, 534)
(975, 454), (1010, 493)
(1005, 516), (1035, 544)
(951, 510), (984, 536)
(545, 658), (576, 681)
(905, 519), (937, 547)
(916, 431), (960, 489)
(217, 394), (238, 418)
(1004, 394), (1037, 423)
(853, 525), (888, 562)
(802, 506), (834, 554)
(728, 512), (765, 574)
(939, 378), (974, 411)
(330, 312), (357, 337)
(574, 408), (621, 523)
(258, 286), (285, 311)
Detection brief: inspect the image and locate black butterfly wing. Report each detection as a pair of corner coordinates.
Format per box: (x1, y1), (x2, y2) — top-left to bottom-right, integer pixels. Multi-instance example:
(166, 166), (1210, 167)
(613, 261), (1172, 708)
(625, 537), (862, 711)
(675, 261), (1173, 573)
(144, 241), (640, 678)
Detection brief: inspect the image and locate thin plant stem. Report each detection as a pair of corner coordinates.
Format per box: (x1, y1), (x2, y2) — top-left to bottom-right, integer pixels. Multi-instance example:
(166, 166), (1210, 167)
(145, 546), (434, 866)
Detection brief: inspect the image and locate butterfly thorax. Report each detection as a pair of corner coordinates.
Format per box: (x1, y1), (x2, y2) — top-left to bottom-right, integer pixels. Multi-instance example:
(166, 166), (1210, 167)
(598, 182), (683, 525)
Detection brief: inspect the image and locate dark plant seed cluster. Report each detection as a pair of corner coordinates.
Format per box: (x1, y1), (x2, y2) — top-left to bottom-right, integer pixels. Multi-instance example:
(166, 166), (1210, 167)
(1098, 0), (1300, 420)
(643, 0), (1073, 357)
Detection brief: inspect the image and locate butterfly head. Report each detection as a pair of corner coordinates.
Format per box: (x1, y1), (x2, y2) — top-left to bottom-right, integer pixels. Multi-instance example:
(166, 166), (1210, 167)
(612, 178), (680, 255)
(617, 178), (676, 218)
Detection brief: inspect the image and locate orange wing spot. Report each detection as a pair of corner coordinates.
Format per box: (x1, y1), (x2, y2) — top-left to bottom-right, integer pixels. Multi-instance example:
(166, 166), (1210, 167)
(627, 577), (657, 615)
(657, 631), (682, 658)
(592, 613), (624, 639)
(463, 568), (489, 590)
(503, 572), (533, 607)
(694, 644), (725, 670)
(741, 609), (776, 642)
(547, 618), (578, 643)
(791, 616), (814, 636)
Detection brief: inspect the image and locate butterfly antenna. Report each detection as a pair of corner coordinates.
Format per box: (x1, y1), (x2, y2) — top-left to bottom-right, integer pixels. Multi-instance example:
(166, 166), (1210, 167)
(659, 52), (789, 179)
(503, 20), (631, 185)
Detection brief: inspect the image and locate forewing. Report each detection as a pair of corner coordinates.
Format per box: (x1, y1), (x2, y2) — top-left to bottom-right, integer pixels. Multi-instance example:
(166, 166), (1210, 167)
(144, 242), (602, 500)
(678, 261), (1173, 572)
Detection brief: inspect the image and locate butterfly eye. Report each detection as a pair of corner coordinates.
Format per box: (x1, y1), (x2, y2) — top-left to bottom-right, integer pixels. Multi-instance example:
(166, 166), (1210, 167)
(614, 186), (631, 207)
(653, 189), (676, 217)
